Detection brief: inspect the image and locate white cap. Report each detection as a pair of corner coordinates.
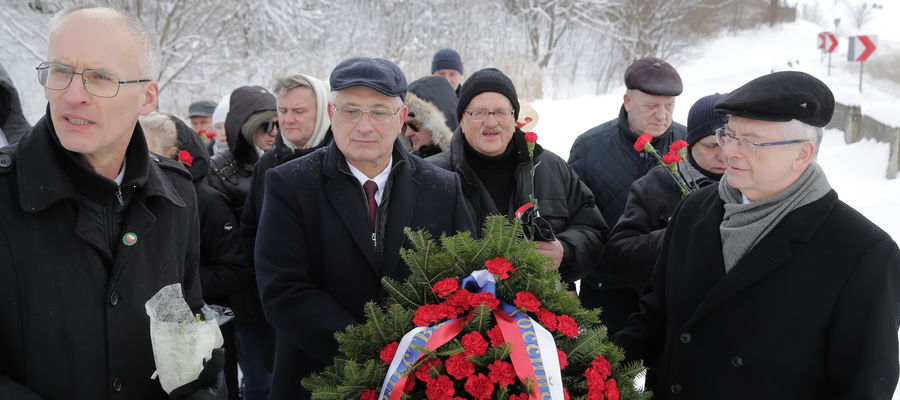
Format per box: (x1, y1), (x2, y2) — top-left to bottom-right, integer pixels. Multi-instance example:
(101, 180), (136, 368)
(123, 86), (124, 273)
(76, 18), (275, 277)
(212, 92), (231, 125)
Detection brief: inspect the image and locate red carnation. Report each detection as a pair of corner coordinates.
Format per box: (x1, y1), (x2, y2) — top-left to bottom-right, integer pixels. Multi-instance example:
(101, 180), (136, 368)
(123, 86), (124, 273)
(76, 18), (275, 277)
(487, 360), (516, 387)
(445, 353), (475, 380)
(516, 121), (526, 127)
(556, 314), (579, 338)
(662, 149), (682, 165)
(564, 388), (571, 400)
(359, 388), (378, 400)
(486, 324), (506, 347)
(380, 341), (399, 364)
(591, 355), (612, 381)
(425, 375), (455, 400)
(432, 278), (459, 298)
(633, 133), (653, 151)
(177, 150), (193, 167)
(416, 358), (442, 382)
(464, 373), (494, 400)
(524, 131), (538, 143)
(585, 366), (606, 393)
(536, 308), (558, 331)
(403, 375), (416, 393)
(484, 257), (516, 279)
(446, 288), (472, 309)
(669, 139), (688, 152)
(414, 304), (456, 326)
(606, 378), (620, 400)
(205, 131), (216, 139)
(557, 349), (568, 370)
(525, 117), (533, 122)
(461, 331), (489, 356)
(468, 292), (500, 310)
(509, 394), (528, 400)
(513, 291), (541, 312)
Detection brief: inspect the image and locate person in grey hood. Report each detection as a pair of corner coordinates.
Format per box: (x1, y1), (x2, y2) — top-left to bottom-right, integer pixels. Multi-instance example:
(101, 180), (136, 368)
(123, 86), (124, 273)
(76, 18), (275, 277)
(403, 75), (457, 158)
(0, 62), (32, 146)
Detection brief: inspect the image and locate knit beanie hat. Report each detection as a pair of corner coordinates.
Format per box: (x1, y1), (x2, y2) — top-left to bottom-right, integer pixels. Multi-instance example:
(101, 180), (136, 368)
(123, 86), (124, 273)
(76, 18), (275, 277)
(431, 49), (464, 74)
(687, 93), (727, 180)
(456, 68), (519, 122)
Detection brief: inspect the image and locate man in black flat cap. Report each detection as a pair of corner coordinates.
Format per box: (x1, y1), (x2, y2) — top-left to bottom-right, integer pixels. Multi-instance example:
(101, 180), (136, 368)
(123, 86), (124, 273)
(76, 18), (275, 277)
(254, 57), (474, 400)
(568, 57), (686, 335)
(615, 71), (900, 399)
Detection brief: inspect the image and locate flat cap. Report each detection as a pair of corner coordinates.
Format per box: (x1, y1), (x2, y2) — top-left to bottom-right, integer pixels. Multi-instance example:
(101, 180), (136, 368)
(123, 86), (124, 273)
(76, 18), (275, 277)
(330, 57), (407, 101)
(715, 71), (834, 127)
(625, 57), (682, 96)
(188, 100), (217, 117)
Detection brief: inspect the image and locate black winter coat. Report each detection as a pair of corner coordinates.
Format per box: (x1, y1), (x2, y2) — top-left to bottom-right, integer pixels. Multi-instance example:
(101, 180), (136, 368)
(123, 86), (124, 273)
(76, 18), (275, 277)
(604, 165), (712, 288)
(0, 112), (204, 399)
(615, 185), (900, 399)
(255, 141), (475, 400)
(428, 129), (608, 284)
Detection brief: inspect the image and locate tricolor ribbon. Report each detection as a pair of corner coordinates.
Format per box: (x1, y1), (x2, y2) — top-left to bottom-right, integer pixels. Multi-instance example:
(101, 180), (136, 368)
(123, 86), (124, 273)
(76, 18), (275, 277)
(379, 270), (564, 399)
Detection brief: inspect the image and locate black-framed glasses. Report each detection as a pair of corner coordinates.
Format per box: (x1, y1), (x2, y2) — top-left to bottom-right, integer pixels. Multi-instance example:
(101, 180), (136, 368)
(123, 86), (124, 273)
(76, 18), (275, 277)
(36, 62), (150, 98)
(464, 109), (514, 122)
(715, 127), (807, 154)
(331, 104), (402, 123)
(405, 121), (421, 131)
(261, 120), (279, 133)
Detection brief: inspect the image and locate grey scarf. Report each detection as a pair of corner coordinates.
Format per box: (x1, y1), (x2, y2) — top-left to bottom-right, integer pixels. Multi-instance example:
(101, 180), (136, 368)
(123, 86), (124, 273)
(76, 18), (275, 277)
(718, 162), (832, 272)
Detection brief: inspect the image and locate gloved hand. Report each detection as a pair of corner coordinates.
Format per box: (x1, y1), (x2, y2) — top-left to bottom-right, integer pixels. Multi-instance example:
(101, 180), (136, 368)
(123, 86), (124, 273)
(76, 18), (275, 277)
(168, 348), (226, 400)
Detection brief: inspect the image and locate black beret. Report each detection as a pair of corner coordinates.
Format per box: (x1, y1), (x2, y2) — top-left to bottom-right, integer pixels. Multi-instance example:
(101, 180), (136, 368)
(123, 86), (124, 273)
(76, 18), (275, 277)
(329, 57), (407, 101)
(188, 100), (217, 117)
(625, 57), (683, 96)
(457, 68), (520, 122)
(715, 71), (834, 127)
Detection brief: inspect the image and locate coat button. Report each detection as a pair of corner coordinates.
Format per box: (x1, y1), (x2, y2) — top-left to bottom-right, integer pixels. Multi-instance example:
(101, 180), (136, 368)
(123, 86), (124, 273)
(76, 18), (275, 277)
(112, 377), (122, 392)
(731, 356), (744, 367)
(679, 332), (692, 344)
(0, 154), (11, 168)
(109, 292), (119, 306)
(670, 383), (682, 394)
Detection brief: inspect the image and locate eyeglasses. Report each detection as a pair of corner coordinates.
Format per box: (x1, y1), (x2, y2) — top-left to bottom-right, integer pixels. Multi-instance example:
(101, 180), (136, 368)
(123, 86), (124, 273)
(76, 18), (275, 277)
(464, 109), (514, 122)
(332, 104), (401, 123)
(405, 121), (421, 131)
(715, 127), (807, 154)
(36, 62), (150, 98)
(261, 120), (279, 133)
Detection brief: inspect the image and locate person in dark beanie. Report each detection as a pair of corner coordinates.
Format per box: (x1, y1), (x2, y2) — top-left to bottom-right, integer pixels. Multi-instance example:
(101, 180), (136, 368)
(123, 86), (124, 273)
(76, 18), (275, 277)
(616, 71), (900, 398)
(254, 57), (474, 400)
(0, 62), (31, 146)
(431, 48), (464, 94)
(604, 93), (727, 291)
(568, 56), (687, 335)
(428, 67), (608, 288)
(402, 75), (457, 158)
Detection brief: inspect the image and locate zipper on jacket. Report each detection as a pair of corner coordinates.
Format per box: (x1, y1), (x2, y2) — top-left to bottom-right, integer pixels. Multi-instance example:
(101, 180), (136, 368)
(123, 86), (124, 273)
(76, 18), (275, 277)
(115, 185), (124, 206)
(371, 232), (376, 248)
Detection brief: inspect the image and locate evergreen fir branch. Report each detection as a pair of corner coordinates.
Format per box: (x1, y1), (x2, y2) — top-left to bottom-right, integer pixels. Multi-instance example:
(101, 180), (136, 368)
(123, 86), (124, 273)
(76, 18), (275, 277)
(382, 277), (422, 308)
(464, 304), (493, 333)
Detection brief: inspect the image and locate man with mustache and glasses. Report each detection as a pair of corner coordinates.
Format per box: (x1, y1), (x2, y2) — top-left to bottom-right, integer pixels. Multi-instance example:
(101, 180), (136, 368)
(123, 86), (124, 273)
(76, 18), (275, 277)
(615, 71), (900, 399)
(254, 57), (474, 400)
(428, 68), (607, 290)
(0, 6), (224, 399)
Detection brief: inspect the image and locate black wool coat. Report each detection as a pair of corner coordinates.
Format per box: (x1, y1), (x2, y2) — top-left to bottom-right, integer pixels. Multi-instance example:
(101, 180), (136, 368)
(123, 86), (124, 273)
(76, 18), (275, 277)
(0, 113), (204, 399)
(615, 184), (900, 399)
(254, 141), (475, 400)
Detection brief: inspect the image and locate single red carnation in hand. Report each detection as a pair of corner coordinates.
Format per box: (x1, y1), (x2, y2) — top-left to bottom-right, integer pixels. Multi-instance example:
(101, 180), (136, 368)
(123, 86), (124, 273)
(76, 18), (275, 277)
(359, 388), (378, 400)
(461, 331), (489, 356)
(486, 324), (506, 347)
(425, 375), (455, 400)
(468, 292), (500, 310)
(487, 360), (516, 387)
(484, 257), (516, 279)
(556, 314), (579, 338)
(205, 131), (216, 139)
(662, 149), (682, 165)
(432, 278), (459, 298)
(445, 353), (475, 380)
(464, 373), (494, 400)
(606, 378), (620, 400)
(591, 355), (612, 381)
(536, 308), (558, 331)
(513, 291), (541, 312)
(633, 133), (653, 151)
(524, 131), (538, 143)
(380, 341), (399, 364)
(177, 150), (194, 167)
(416, 358), (442, 382)
(557, 349), (568, 369)
(669, 139), (688, 152)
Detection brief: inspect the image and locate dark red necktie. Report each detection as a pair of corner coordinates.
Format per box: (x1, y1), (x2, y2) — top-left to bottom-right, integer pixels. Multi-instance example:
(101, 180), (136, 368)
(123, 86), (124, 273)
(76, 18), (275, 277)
(363, 180), (378, 231)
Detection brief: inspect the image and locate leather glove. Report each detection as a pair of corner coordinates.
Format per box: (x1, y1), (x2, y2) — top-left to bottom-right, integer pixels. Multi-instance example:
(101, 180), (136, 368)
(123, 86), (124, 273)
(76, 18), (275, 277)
(168, 348), (226, 400)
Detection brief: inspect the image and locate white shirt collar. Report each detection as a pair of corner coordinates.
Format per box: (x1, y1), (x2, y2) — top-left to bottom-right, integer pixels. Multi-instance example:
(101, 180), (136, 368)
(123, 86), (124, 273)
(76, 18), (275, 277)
(113, 159), (127, 186)
(346, 156), (392, 205)
(741, 193), (751, 204)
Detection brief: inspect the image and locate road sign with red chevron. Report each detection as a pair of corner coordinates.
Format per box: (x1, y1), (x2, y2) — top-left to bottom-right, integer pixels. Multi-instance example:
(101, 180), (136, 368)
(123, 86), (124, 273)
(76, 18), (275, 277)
(824, 32), (838, 53)
(848, 35), (877, 61)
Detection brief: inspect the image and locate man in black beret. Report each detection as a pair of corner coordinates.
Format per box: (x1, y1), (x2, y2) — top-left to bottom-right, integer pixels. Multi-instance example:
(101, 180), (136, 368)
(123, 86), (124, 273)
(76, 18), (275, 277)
(428, 67), (608, 291)
(567, 57), (687, 335)
(616, 71), (900, 398)
(254, 57), (474, 400)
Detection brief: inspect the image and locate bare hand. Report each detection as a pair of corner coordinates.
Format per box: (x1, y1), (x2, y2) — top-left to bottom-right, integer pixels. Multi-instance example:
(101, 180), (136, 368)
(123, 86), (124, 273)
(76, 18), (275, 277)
(535, 239), (564, 271)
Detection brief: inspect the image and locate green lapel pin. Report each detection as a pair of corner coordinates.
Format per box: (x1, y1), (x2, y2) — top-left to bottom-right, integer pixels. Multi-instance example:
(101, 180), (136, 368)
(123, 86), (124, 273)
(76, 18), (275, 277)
(122, 232), (138, 246)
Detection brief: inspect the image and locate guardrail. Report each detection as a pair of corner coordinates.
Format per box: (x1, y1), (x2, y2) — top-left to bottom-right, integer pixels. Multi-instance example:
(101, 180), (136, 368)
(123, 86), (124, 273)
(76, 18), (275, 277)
(827, 103), (899, 179)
